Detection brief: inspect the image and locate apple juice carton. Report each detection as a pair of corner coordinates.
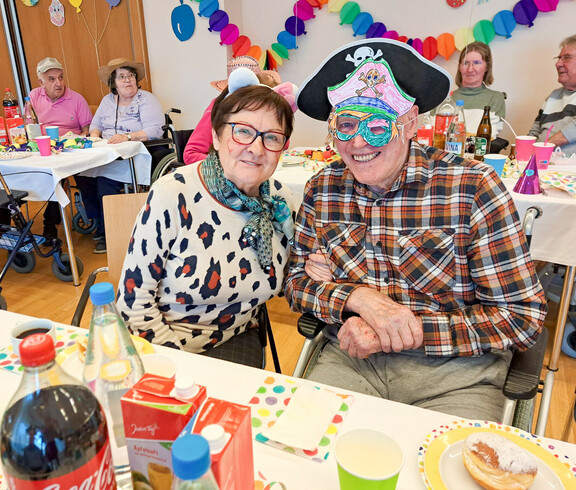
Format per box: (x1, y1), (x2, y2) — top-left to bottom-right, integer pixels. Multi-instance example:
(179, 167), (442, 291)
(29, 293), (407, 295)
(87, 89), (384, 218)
(178, 397), (254, 490)
(6, 117), (27, 145)
(121, 373), (207, 489)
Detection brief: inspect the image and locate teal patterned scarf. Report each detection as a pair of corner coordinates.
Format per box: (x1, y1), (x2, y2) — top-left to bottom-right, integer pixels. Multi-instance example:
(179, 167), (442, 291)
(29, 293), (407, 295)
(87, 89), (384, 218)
(200, 150), (294, 272)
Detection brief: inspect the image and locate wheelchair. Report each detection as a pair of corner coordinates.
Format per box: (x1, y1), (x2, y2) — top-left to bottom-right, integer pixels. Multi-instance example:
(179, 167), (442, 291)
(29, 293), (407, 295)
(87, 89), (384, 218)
(70, 108), (193, 234)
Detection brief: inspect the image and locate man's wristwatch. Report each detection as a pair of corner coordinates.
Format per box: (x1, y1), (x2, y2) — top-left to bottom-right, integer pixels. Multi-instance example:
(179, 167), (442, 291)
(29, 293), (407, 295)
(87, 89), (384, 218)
(126, 133), (132, 141)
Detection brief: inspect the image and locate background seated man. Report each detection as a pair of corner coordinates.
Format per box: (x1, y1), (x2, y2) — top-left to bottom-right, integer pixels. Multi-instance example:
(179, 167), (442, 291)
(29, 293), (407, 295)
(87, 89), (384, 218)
(30, 57), (93, 238)
(529, 34), (576, 156)
(286, 39), (546, 423)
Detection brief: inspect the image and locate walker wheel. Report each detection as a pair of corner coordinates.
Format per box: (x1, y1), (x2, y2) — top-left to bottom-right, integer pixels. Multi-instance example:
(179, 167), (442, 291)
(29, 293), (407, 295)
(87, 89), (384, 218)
(10, 252), (36, 274)
(72, 213), (97, 235)
(52, 254), (84, 282)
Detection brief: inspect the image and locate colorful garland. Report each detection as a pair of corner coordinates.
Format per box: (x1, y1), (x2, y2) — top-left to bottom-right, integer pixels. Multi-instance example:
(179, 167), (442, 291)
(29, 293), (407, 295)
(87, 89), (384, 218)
(171, 0), (566, 68)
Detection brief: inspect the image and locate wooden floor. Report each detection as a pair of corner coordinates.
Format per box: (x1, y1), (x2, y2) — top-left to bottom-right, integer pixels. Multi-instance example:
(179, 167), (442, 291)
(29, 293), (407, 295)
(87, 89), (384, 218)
(2, 202), (574, 443)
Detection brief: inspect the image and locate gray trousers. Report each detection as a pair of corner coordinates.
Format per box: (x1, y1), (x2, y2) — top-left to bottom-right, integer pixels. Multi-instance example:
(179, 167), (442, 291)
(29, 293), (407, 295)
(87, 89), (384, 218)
(307, 341), (512, 422)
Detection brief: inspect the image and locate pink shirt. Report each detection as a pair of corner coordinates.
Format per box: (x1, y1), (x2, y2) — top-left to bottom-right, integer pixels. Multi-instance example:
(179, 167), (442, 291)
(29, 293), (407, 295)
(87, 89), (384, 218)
(183, 99), (215, 164)
(29, 87), (93, 136)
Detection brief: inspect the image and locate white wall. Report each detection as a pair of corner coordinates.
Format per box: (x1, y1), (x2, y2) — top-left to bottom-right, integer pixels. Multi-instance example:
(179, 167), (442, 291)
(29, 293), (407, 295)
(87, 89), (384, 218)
(143, 0), (576, 147)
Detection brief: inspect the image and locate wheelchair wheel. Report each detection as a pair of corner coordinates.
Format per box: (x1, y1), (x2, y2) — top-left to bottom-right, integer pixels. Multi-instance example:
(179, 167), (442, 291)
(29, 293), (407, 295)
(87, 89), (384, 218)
(10, 252), (36, 274)
(72, 212), (97, 235)
(52, 254), (84, 282)
(0, 294), (6, 310)
(151, 153), (178, 184)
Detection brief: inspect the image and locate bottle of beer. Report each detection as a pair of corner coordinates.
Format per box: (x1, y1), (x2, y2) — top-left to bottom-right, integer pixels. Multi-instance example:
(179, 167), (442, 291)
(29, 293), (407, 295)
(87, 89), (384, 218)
(474, 106), (492, 161)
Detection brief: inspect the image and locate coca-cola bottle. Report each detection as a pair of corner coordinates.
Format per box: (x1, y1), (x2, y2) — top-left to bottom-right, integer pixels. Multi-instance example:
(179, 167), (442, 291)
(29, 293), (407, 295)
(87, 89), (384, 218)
(3, 88), (20, 119)
(0, 333), (117, 489)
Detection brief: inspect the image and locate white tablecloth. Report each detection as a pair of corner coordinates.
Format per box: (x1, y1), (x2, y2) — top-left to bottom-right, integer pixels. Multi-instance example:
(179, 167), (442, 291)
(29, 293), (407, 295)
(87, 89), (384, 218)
(0, 310), (575, 489)
(274, 160), (576, 268)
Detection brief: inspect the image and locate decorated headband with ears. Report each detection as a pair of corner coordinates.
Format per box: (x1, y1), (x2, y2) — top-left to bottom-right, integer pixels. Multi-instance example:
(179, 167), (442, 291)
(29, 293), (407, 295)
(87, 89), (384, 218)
(227, 67), (299, 113)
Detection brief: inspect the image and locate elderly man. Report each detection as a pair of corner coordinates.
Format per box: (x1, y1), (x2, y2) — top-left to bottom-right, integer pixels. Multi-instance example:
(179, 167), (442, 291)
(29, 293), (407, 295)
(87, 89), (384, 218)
(285, 39), (546, 422)
(529, 35), (576, 156)
(29, 57), (93, 238)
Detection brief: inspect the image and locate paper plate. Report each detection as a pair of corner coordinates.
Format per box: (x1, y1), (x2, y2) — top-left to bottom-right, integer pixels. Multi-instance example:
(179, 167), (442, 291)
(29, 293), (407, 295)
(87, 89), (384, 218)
(417, 420), (576, 489)
(281, 155), (307, 167)
(0, 152), (33, 160)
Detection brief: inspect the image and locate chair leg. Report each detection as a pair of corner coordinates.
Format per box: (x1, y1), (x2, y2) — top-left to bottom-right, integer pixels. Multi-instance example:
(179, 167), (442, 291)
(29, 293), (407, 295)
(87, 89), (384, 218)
(266, 322), (282, 374)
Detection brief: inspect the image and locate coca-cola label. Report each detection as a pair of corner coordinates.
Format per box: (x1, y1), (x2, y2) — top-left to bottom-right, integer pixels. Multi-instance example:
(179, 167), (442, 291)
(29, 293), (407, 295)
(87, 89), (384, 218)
(4, 440), (117, 490)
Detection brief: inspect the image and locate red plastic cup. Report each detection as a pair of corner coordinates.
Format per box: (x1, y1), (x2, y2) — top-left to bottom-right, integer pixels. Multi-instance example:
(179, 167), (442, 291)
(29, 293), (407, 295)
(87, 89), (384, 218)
(35, 135), (51, 156)
(533, 142), (555, 170)
(515, 135), (537, 162)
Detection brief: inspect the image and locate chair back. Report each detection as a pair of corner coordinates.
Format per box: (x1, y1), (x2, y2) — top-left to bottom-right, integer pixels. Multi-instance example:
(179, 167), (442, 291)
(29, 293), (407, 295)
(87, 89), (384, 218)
(174, 129), (194, 163)
(102, 192), (148, 288)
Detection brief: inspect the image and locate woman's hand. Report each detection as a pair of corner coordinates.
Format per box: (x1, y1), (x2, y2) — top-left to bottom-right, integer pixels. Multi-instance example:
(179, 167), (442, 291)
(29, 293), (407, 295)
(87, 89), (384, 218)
(108, 133), (131, 144)
(305, 250), (333, 282)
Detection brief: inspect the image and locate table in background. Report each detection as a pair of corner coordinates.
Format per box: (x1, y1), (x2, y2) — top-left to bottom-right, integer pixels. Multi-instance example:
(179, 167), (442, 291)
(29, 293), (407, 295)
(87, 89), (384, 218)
(0, 310), (575, 489)
(0, 141), (151, 285)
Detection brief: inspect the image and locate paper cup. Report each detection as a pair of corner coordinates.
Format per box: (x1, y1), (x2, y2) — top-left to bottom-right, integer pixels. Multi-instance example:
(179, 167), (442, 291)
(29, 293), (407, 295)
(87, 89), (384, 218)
(35, 135), (51, 156)
(142, 353), (177, 378)
(11, 319), (56, 358)
(45, 126), (60, 140)
(335, 429), (404, 490)
(533, 142), (555, 170)
(483, 154), (507, 177)
(515, 135), (536, 162)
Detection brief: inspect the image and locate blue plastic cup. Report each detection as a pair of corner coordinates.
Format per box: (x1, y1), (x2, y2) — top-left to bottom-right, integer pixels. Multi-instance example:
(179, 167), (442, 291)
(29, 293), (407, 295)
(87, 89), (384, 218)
(483, 154), (507, 177)
(45, 126), (60, 140)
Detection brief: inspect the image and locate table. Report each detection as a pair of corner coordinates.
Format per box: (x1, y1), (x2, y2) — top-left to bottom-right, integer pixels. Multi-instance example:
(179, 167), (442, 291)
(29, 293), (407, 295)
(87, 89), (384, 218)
(0, 310), (575, 489)
(274, 156), (576, 437)
(0, 141), (151, 285)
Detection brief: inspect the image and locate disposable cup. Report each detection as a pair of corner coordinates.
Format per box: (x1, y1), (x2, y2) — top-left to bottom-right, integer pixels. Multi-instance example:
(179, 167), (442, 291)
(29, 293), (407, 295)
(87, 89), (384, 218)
(335, 429), (404, 489)
(35, 135), (51, 156)
(533, 142), (555, 170)
(483, 154), (507, 177)
(45, 126), (60, 140)
(141, 353), (177, 378)
(11, 319), (56, 358)
(515, 135), (536, 162)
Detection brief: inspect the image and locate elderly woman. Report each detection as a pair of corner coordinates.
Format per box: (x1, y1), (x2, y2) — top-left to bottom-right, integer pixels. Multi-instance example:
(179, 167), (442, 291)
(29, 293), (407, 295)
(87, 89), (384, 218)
(452, 42), (506, 138)
(75, 58), (163, 253)
(115, 68), (297, 367)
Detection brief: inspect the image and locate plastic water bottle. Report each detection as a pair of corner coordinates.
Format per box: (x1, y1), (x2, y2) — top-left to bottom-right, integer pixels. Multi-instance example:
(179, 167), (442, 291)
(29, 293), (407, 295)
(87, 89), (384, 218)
(172, 434), (219, 489)
(433, 95), (455, 150)
(83, 282), (144, 489)
(23, 97), (39, 139)
(3, 88), (20, 119)
(445, 100), (466, 157)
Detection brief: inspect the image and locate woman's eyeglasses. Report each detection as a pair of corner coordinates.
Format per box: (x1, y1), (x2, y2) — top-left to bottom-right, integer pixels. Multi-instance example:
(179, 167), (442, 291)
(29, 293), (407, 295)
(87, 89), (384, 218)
(116, 73), (137, 82)
(225, 122), (287, 152)
(460, 60), (484, 67)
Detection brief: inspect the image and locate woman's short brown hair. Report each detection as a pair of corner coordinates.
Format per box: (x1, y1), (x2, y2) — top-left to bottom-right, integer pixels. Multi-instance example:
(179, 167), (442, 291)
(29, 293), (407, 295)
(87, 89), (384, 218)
(211, 85), (294, 142)
(455, 42), (494, 87)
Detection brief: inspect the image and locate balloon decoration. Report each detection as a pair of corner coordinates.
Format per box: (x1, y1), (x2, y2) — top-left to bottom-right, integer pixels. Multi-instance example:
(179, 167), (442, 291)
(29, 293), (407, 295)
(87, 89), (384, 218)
(68, 0), (82, 13)
(171, 0), (195, 42)
(49, 0), (65, 26)
(21, 0), (39, 5)
(106, 0), (121, 7)
(177, 0), (570, 64)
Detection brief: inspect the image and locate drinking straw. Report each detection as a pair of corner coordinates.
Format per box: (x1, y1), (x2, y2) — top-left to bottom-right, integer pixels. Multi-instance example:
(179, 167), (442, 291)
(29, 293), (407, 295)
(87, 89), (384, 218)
(545, 124), (554, 145)
(500, 117), (517, 139)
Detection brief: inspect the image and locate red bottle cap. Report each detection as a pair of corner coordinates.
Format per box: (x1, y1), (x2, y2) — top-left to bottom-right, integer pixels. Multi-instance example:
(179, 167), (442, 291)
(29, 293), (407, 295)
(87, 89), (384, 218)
(20, 334), (56, 367)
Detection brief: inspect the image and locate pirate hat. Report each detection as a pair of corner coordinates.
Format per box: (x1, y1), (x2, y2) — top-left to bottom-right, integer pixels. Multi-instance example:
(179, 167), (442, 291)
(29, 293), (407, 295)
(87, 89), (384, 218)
(297, 39), (452, 121)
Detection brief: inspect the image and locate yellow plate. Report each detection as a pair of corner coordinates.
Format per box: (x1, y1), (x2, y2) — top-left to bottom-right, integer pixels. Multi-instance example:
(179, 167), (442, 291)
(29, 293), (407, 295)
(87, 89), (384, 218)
(418, 420), (576, 489)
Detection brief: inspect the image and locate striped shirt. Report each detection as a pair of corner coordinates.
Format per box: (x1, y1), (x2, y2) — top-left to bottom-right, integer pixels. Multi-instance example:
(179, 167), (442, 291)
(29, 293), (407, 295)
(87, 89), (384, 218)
(529, 87), (576, 156)
(285, 142), (546, 357)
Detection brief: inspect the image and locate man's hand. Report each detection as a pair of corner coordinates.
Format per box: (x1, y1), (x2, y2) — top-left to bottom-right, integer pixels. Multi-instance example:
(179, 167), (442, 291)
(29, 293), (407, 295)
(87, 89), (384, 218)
(337, 316), (382, 359)
(305, 249), (333, 282)
(345, 288), (424, 353)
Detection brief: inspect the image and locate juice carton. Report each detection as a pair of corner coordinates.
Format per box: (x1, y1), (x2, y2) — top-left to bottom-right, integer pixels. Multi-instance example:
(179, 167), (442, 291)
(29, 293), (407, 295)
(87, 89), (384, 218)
(179, 397), (254, 490)
(121, 374), (207, 490)
(0, 117), (9, 145)
(6, 117), (27, 145)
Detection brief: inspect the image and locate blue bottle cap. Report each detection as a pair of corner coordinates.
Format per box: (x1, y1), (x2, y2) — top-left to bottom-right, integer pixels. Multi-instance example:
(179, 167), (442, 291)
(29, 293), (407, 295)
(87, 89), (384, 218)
(89, 282), (115, 306)
(456, 99), (464, 106)
(25, 96), (30, 101)
(172, 434), (211, 481)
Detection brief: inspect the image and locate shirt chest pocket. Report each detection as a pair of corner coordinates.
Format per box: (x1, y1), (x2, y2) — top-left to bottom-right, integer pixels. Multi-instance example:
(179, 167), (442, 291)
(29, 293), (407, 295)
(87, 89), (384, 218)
(397, 229), (455, 293)
(321, 223), (367, 282)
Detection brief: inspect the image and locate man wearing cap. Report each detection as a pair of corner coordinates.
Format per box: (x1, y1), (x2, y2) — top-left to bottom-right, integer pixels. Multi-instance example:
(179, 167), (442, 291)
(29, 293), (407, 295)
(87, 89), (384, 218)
(285, 40), (546, 421)
(29, 57), (92, 238)
(528, 34), (576, 156)
(182, 56), (281, 164)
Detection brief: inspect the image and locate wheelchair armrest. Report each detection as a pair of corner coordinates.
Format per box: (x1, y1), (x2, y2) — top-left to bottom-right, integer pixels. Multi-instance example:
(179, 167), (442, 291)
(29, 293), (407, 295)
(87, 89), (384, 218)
(297, 313), (326, 339)
(143, 138), (173, 149)
(503, 327), (548, 400)
(71, 267), (108, 327)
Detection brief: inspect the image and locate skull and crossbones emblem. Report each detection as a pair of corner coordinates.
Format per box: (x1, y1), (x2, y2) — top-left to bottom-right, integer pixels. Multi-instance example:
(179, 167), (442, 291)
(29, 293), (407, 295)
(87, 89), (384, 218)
(356, 69), (386, 98)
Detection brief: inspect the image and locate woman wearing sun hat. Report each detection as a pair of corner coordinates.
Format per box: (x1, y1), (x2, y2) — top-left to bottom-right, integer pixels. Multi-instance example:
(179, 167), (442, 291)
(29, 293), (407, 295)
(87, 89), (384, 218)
(182, 56), (281, 165)
(75, 58), (164, 253)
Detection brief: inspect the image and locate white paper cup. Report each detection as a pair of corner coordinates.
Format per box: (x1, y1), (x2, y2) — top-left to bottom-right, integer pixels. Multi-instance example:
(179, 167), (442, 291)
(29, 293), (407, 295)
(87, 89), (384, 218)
(142, 353), (177, 378)
(11, 319), (56, 358)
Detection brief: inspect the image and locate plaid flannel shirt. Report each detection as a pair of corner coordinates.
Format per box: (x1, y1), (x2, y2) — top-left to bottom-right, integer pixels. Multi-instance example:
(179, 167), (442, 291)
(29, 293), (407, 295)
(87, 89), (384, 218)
(285, 142), (547, 357)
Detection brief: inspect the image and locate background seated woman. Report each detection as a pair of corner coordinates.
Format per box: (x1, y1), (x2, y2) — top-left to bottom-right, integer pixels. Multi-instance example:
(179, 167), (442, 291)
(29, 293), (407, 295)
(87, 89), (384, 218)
(75, 58), (164, 253)
(115, 68), (297, 368)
